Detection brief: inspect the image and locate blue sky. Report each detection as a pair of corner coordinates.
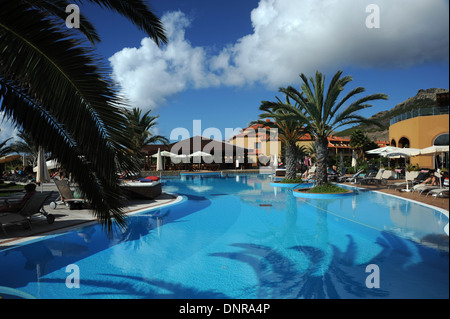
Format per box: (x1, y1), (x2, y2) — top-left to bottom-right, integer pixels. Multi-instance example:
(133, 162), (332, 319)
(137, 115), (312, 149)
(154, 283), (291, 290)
(1, 0), (449, 144)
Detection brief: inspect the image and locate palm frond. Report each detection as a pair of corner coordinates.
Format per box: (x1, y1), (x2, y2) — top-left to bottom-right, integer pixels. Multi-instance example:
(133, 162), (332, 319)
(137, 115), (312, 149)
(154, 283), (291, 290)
(24, 0), (101, 44)
(79, 0), (167, 46)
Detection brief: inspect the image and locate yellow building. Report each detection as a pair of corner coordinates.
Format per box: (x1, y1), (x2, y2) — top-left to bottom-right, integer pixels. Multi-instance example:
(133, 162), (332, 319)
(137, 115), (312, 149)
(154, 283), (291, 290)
(228, 120), (281, 166)
(389, 95), (449, 169)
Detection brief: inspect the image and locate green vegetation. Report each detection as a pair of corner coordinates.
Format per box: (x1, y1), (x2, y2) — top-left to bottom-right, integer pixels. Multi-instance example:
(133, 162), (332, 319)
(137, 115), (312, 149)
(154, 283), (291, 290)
(254, 96), (309, 180)
(307, 183), (349, 194)
(262, 70), (388, 186)
(0, 182), (25, 197)
(279, 177), (304, 184)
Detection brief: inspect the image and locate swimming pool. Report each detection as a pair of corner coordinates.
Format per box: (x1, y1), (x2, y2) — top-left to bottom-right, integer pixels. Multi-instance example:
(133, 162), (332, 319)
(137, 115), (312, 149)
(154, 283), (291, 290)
(0, 174), (448, 299)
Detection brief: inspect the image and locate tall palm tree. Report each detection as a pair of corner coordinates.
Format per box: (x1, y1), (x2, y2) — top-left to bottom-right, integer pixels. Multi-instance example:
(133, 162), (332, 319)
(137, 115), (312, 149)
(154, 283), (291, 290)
(270, 70), (388, 186)
(0, 0), (167, 234)
(253, 96), (309, 180)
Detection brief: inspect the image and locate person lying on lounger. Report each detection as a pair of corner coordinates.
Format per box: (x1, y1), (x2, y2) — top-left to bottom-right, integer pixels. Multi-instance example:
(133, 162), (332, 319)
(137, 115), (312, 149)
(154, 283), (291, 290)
(0, 183), (37, 213)
(420, 172), (438, 186)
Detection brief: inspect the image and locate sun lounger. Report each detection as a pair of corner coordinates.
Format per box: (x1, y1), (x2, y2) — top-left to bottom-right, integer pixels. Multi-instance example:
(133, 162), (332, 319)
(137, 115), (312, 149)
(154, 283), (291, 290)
(359, 169), (387, 185)
(411, 184), (440, 195)
(120, 180), (162, 199)
(426, 178), (449, 199)
(340, 168), (364, 183)
(0, 191), (54, 235)
(50, 179), (86, 210)
(388, 180), (414, 190)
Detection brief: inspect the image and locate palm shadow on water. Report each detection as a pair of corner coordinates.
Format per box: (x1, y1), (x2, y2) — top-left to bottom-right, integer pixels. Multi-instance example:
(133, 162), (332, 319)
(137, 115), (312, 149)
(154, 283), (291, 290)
(0, 193), (212, 292)
(209, 230), (448, 299)
(37, 274), (230, 299)
(115, 193), (212, 248)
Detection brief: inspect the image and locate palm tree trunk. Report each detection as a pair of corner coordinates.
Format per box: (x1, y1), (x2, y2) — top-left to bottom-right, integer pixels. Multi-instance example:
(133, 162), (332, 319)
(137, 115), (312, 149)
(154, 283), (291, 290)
(285, 141), (297, 180)
(315, 136), (329, 186)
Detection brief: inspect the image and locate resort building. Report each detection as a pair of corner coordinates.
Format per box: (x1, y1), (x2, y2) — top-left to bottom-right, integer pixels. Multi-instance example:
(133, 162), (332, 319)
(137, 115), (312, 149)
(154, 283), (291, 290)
(227, 120), (281, 166)
(389, 92), (449, 169)
(228, 120), (392, 166)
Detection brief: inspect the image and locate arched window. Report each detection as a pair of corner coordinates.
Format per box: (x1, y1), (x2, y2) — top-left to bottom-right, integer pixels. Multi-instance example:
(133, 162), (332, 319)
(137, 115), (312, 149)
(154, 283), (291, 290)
(398, 137), (410, 148)
(391, 139), (396, 147)
(433, 133), (449, 146)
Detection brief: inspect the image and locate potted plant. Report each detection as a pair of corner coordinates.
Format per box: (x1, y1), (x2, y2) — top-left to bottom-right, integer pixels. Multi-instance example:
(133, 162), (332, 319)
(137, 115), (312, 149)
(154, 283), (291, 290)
(406, 164), (420, 180)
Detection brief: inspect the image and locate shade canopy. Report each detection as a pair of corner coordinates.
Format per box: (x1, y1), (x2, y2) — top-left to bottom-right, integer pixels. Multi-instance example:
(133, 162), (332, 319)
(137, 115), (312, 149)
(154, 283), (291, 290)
(0, 154), (21, 164)
(419, 145), (449, 155)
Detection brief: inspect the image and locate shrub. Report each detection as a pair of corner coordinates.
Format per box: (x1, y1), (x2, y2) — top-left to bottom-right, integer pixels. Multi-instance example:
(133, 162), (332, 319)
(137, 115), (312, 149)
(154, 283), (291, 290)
(280, 177), (303, 184)
(307, 183), (349, 193)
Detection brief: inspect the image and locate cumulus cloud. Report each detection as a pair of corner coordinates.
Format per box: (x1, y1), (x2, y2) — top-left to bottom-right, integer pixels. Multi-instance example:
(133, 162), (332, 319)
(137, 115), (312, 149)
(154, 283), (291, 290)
(109, 0), (449, 109)
(109, 11), (220, 108)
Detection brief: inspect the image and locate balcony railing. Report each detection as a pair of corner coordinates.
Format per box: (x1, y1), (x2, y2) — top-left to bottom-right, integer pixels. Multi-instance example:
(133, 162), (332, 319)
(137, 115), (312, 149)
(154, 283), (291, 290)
(390, 106), (449, 126)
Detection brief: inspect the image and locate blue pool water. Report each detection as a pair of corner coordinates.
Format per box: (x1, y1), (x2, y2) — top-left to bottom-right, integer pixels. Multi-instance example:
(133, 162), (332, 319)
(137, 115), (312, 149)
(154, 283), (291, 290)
(0, 174), (448, 299)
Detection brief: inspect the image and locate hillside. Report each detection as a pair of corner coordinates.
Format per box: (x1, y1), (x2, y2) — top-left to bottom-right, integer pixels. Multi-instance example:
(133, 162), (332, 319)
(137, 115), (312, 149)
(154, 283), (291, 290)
(335, 88), (449, 141)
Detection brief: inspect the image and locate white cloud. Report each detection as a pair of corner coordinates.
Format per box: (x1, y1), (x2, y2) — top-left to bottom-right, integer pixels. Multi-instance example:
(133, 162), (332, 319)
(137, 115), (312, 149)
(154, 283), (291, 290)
(109, 11), (220, 109)
(109, 0), (449, 109)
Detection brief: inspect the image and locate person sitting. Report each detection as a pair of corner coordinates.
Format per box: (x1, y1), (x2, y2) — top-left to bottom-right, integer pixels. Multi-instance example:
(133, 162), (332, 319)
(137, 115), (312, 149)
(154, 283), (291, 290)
(0, 183), (37, 213)
(420, 172), (438, 186)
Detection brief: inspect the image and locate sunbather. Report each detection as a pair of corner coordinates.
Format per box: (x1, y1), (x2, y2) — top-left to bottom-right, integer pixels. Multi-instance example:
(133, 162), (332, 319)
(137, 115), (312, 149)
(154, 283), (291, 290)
(0, 183), (37, 213)
(419, 172), (438, 186)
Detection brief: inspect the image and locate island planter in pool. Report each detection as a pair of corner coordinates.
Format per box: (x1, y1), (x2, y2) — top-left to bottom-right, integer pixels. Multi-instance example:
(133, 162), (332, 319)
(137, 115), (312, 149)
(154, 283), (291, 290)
(270, 181), (314, 188)
(292, 187), (354, 199)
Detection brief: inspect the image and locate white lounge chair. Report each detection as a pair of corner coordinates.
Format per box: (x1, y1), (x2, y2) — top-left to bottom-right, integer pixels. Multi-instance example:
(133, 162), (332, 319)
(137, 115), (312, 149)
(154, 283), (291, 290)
(426, 178), (449, 199)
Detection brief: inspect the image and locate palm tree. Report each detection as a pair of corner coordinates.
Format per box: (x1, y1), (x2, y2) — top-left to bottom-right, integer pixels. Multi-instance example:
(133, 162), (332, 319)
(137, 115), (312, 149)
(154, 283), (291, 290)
(270, 70), (388, 186)
(253, 96), (309, 180)
(0, 0), (167, 234)
(123, 107), (169, 154)
(0, 137), (13, 158)
(9, 129), (40, 167)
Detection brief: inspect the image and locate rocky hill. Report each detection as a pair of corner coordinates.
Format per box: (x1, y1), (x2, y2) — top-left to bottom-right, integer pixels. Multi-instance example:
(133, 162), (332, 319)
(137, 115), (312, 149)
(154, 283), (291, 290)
(336, 88), (449, 141)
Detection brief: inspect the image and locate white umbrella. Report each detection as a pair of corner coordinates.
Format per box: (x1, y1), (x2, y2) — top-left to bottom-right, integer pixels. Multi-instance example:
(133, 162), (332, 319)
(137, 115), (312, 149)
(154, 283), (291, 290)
(384, 148), (421, 191)
(36, 146), (50, 191)
(351, 150), (357, 167)
(366, 146), (402, 155)
(419, 145), (449, 155)
(172, 154), (189, 164)
(273, 154), (278, 168)
(151, 150), (178, 157)
(189, 151), (213, 159)
(418, 145), (449, 170)
(156, 148), (163, 171)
